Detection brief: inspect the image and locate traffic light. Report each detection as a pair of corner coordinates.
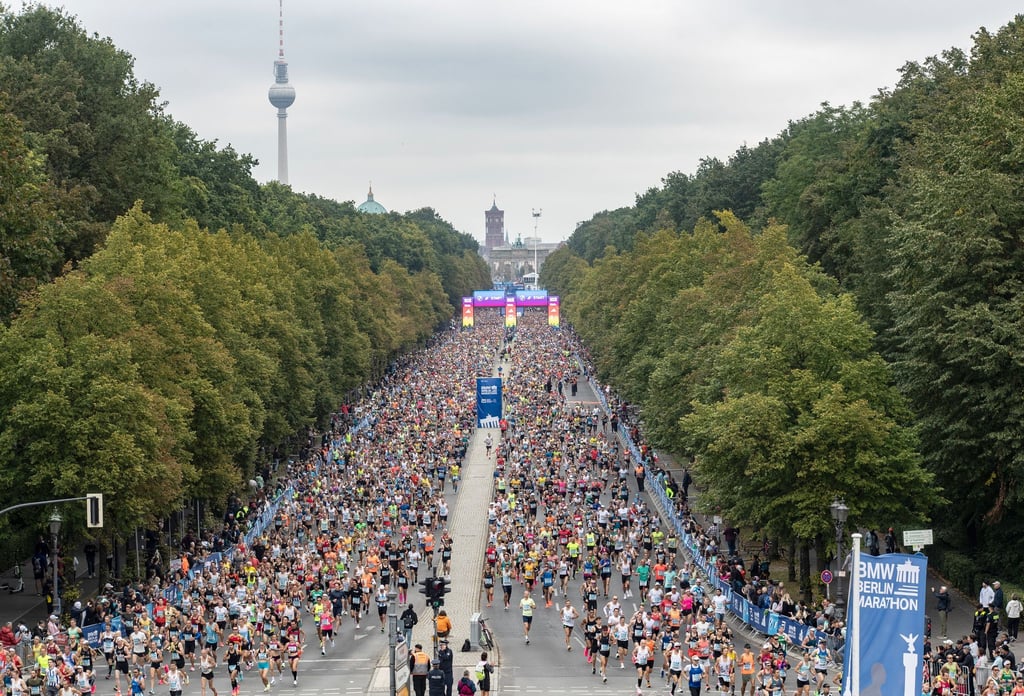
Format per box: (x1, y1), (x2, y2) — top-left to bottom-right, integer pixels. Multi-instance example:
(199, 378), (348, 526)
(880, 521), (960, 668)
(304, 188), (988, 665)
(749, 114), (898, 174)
(418, 576), (435, 601)
(429, 577), (451, 608)
(86, 493), (104, 528)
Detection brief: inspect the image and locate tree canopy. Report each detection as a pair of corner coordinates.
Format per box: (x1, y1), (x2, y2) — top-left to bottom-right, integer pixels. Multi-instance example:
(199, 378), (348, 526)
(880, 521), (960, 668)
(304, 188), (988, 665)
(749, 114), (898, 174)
(0, 4), (490, 543)
(551, 14), (1024, 586)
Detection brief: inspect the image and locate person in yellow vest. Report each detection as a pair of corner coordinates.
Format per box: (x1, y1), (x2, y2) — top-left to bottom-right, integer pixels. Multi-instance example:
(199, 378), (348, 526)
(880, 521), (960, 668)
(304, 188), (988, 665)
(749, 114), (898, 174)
(410, 644), (430, 696)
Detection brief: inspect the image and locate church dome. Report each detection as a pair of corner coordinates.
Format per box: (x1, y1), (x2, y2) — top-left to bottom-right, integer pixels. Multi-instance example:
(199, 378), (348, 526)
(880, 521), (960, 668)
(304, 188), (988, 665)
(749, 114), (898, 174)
(357, 185), (387, 214)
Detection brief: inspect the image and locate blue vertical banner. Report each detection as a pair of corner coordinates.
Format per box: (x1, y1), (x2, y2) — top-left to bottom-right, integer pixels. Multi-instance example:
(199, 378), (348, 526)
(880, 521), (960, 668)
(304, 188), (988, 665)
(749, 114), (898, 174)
(843, 553), (927, 696)
(476, 377), (502, 428)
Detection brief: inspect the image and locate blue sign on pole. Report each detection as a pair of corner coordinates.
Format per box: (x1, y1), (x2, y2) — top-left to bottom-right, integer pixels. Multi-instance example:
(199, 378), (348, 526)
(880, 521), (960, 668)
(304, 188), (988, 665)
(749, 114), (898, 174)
(843, 553), (927, 696)
(476, 377), (502, 428)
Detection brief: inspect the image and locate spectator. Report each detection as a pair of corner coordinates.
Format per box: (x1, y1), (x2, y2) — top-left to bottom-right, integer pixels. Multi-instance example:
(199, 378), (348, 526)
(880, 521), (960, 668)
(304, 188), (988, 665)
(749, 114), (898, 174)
(427, 659), (445, 696)
(457, 670), (476, 696)
(1006, 593), (1021, 642)
(866, 530), (880, 556)
(932, 585), (952, 638)
(980, 581), (995, 609)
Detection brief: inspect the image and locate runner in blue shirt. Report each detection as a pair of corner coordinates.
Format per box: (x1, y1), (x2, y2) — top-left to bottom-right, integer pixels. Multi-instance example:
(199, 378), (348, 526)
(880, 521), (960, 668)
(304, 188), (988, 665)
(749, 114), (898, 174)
(686, 655), (705, 696)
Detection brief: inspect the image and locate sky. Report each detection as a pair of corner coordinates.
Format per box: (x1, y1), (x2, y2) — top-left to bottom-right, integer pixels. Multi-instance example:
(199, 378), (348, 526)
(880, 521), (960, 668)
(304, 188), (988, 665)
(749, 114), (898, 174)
(43, 1), (1024, 245)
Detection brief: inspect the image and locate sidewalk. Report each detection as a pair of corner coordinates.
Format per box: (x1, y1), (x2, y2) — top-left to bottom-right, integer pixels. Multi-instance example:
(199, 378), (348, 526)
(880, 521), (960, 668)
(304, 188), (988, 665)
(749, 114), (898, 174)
(0, 551), (101, 628)
(368, 357), (499, 691)
(641, 440), (979, 648)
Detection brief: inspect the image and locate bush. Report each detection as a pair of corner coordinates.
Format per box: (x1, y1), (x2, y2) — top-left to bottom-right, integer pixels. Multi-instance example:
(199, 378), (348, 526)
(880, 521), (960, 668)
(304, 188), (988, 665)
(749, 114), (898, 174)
(941, 551), (980, 595)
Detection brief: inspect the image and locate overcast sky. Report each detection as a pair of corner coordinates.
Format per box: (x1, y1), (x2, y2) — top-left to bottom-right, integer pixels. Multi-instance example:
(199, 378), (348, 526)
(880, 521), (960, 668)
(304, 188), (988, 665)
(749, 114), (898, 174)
(47, 1), (1023, 244)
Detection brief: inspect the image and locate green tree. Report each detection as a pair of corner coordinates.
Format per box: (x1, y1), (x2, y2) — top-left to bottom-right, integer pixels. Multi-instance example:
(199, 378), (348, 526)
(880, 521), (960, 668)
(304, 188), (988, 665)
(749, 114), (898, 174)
(538, 246), (589, 298)
(886, 48), (1024, 566)
(0, 271), (187, 538)
(0, 106), (64, 319)
(170, 121), (263, 235)
(683, 261), (936, 598)
(0, 4), (179, 258)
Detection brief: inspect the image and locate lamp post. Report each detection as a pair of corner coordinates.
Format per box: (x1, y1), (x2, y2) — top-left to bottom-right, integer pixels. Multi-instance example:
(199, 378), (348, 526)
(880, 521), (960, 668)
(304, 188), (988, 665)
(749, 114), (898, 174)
(387, 590), (397, 696)
(830, 499), (848, 622)
(531, 208), (542, 281)
(48, 510), (62, 619)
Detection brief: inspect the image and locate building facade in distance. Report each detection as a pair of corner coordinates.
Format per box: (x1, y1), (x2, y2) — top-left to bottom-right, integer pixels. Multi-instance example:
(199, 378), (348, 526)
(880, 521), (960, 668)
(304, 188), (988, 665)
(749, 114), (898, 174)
(480, 199), (560, 284)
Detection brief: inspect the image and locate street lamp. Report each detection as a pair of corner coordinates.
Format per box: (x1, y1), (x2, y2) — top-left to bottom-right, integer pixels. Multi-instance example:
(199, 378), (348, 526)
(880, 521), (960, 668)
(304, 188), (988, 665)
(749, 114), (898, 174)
(532, 209), (542, 281)
(830, 499), (849, 622)
(387, 590), (397, 696)
(48, 510), (62, 619)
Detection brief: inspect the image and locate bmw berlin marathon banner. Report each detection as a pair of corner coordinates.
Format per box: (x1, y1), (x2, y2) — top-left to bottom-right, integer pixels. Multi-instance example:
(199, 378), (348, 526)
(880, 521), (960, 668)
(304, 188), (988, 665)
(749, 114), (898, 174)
(476, 377), (502, 428)
(843, 547), (928, 696)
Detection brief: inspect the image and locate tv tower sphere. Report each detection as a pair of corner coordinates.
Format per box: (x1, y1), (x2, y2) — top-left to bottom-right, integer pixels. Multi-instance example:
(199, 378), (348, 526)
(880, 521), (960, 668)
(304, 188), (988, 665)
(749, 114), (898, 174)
(269, 79), (295, 110)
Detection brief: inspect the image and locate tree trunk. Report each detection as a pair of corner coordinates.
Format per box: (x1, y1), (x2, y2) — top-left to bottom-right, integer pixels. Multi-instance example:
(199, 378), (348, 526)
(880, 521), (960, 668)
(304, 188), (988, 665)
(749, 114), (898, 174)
(788, 539), (797, 582)
(799, 541), (812, 603)
(97, 537), (108, 591)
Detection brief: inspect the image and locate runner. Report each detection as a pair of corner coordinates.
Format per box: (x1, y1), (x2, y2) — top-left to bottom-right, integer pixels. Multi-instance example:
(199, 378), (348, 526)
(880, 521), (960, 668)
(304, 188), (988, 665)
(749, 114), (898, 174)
(519, 591), (536, 644)
(560, 600), (579, 651)
(686, 655), (704, 696)
(284, 635), (301, 686)
(146, 637), (164, 695)
(224, 640), (242, 696)
(113, 638), (131, 695)
(198, 648), (217, 696)
(633, 639), (652, 694)
(254, 641), (272, 692)
(166, 663), (184, 696)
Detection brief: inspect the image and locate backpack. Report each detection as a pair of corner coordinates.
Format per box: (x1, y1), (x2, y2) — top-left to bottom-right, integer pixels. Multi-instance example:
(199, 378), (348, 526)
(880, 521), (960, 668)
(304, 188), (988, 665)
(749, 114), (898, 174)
(460, 639), (472, 653)
(458, 679), (476, 695)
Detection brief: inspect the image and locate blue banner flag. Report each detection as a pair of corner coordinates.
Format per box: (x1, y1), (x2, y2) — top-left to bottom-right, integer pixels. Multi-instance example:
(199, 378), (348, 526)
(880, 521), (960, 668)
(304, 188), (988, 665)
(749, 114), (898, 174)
(476, 377), (502, 428)
(843, 552), (927, 696)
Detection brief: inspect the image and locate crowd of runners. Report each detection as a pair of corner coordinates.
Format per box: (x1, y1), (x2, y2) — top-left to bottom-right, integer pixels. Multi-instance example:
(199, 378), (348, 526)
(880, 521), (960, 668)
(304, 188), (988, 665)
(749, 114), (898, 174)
(0, 316), (513, 696)
(477, 316), (850, 696)
(0, 307), (869, 696)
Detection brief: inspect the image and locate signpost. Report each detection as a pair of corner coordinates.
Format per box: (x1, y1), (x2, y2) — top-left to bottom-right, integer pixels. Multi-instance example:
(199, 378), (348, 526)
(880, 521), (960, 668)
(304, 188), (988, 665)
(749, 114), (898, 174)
(394, 640), (409, 696)
(821, 569), (833, 600)
(902, 529), (933, 553)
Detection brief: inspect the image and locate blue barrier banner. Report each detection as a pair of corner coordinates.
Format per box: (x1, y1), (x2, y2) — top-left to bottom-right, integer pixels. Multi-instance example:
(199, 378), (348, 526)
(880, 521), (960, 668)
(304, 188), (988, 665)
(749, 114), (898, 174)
(730, 594), (749, 624)
(476, 377), (502, 428)
(843, 553), (927, 696)
(82, 616), (122, 648)
(71, 474), (293, 652)
(82, 623), (102, 647)
(580, 356), (814, 649)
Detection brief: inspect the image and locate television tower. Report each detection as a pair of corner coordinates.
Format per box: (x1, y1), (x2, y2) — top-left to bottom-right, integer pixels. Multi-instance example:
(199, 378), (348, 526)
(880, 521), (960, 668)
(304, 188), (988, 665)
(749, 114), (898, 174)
(268, 0), (296, 185)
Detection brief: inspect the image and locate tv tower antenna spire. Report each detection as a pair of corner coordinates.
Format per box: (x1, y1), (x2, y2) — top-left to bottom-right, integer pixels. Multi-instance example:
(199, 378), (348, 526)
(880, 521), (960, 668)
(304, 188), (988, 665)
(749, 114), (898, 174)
(268, 0), (296, 185)
(278, 0), (285, 59)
